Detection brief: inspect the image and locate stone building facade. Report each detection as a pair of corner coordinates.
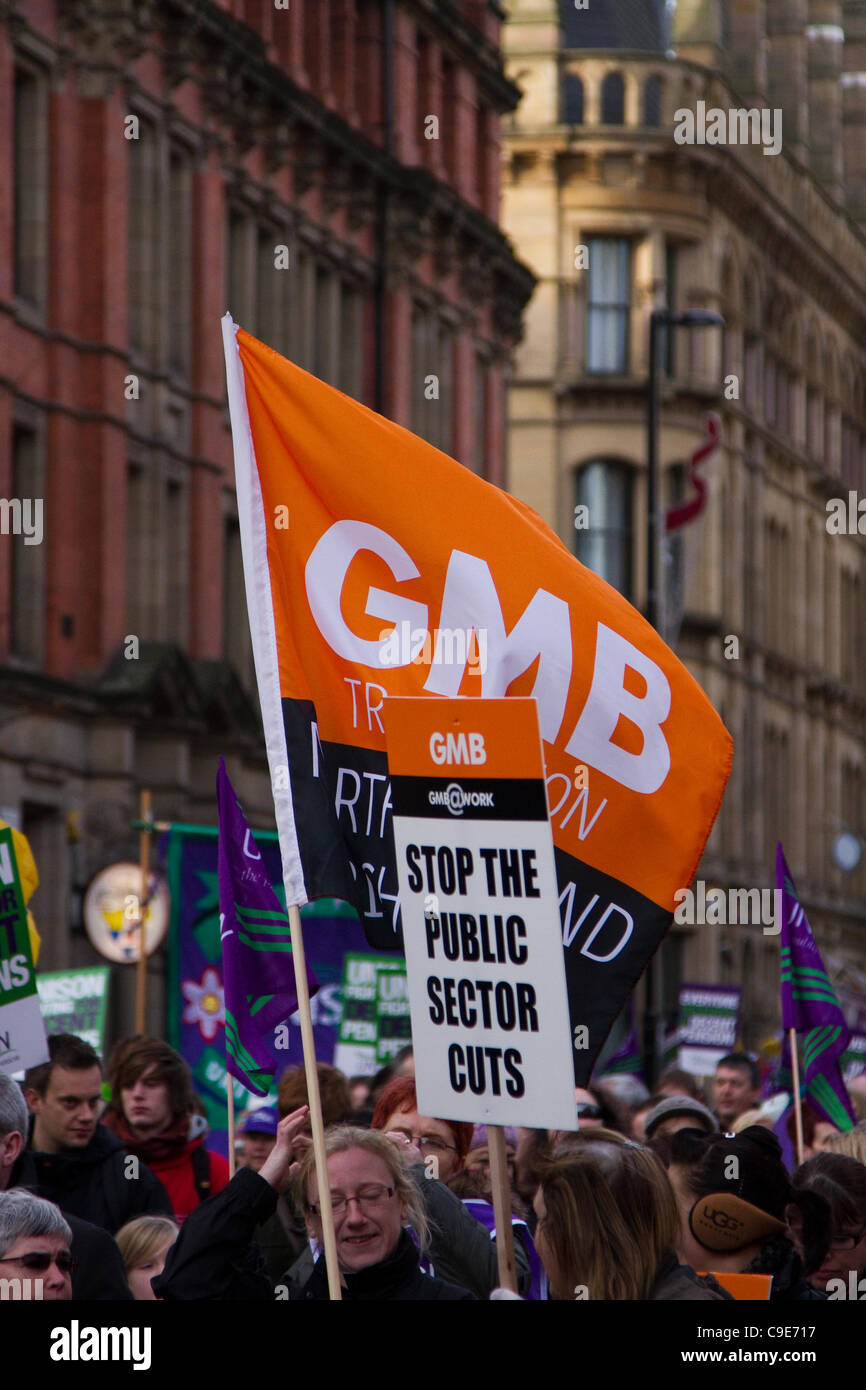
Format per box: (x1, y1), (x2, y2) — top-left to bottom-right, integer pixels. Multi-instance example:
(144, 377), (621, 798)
(0, 0), (533, 1030)
(503, 0), (866, 1047)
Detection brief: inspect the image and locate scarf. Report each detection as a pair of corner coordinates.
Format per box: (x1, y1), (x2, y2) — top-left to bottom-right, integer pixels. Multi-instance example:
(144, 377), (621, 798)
(102, 1108), (198, 1165)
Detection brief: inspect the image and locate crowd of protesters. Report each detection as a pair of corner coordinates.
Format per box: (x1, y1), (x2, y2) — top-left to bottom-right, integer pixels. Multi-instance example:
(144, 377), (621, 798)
(2, 1034), (866, 1302)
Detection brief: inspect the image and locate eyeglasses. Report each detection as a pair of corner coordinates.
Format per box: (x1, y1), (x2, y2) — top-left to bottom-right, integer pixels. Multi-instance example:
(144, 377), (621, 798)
(576, 1104), (604, 1121)
(828, 1224), (866, 1252)
(392, 1133), (457, 1155)
(308, 1184), (395, 1217)
(0, 1251), (75, 1274)
(415, 1136), (457, 1155)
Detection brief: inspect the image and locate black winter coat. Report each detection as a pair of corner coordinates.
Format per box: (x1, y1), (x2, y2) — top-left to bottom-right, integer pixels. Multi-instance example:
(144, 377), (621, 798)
(650, 1250), (734, 1301)
(291, 1229), (475, 1301)
(11, 1150), (134, 1299)
(279, 1166), (531, 1299)
(744, 1236), (828, 1302)
(22, 1121), (173, 1235)
(154, 1166), (474, 1301)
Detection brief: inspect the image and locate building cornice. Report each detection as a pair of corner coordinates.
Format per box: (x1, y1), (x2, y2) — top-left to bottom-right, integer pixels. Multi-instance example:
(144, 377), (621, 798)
(506, 132), (866, 343)
(408, 0), (521, 109)
(3, 0), (535, 343)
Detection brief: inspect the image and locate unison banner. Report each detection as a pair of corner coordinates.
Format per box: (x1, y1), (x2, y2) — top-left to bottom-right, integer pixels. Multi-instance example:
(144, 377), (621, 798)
(166, 824), (369, 1153)
(223, 318), (732, 1080)
(36, 966), (110, 1057)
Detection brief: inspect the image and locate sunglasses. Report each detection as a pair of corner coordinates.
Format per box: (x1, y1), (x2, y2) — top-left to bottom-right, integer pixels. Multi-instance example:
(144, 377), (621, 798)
(0, 1251), (75, 1274)
(576, 1104), (604, 1120)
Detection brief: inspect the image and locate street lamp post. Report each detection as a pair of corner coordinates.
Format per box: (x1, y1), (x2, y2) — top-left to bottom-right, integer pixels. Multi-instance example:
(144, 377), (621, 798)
(642, 307), (725, 1088)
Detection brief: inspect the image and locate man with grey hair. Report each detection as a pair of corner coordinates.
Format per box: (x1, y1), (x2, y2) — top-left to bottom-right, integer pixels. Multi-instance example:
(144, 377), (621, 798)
(0, 1190), (73, 1299)
(0, 1072), (131, 1299)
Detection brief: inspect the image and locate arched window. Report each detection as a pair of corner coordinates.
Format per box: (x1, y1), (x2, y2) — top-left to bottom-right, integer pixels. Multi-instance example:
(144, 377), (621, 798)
(574, 460), (633, 599)
(644, 75), (662, 126)
(562, 74), (584, 124)
(601, 72), (624, 124)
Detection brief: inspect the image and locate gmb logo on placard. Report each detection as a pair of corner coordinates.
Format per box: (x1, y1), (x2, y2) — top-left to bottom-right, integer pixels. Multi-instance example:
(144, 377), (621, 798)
(427, 784), (494, 816)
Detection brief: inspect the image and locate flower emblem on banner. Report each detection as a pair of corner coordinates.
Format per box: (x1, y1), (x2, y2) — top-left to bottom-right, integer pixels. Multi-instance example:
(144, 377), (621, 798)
(182, 967), (226, 1041)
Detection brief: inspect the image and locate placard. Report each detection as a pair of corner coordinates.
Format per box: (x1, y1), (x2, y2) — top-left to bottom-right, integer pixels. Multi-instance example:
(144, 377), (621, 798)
(0, 827), (49, 1075)
(677, 983), (741, 1076)
(332, 954), (411, 1077)
(36, 966), (111, 1057)
(386, 697), (576, 1129)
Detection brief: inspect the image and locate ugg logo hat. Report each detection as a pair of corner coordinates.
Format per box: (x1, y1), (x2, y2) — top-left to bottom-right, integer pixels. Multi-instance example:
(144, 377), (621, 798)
(689, 1191), (786, 1252)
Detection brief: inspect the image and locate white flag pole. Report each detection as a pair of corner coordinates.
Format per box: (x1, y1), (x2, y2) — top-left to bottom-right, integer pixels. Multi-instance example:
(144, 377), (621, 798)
(222, 314), (342, 1299)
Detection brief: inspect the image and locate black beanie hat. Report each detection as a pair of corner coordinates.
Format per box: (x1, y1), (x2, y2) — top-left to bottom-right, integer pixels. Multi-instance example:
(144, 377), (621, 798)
(688, 1126), (790, 1253)
(697, 1126), (789, 1218)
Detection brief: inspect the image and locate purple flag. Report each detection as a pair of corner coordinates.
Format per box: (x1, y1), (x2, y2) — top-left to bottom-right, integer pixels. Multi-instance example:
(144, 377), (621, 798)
(598, 998), (643, 1081)
(777, 844), (855, 1132)
(218, 759), (318, 1096)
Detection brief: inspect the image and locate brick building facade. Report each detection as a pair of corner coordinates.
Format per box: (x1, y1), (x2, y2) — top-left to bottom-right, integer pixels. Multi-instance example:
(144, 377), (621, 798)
(503, 0), (866, 1049)
(0, 0), (533, 1030)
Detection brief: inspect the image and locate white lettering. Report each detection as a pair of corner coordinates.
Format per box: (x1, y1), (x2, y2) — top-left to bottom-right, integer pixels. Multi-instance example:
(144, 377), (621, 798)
(566, 624), (671, 793)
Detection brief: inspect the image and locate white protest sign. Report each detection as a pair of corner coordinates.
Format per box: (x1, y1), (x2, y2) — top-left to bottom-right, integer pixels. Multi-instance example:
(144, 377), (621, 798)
(385, 697), (576, 1129)
(0, 828), (49, 1075)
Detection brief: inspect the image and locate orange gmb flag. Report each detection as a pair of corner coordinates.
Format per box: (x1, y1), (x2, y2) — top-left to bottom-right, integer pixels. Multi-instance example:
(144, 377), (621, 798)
(222, 317), (732, 1082)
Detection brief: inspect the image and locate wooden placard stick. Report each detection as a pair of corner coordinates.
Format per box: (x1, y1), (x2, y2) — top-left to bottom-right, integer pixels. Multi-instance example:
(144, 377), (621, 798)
(288, 903), (342, 1301)
(487, 1122), (517, 1294)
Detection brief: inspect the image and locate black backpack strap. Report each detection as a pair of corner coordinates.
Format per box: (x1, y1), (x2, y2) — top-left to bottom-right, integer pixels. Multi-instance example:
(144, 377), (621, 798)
(191, 1144), (213, 1206)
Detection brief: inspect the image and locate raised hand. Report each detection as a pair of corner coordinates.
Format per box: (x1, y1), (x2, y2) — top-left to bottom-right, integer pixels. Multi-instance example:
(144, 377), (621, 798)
(259, 1106), (311, 1194)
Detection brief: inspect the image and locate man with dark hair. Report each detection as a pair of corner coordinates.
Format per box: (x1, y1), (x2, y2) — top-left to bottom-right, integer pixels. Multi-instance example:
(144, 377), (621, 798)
(102, 1037), (229, 1223)
(712, 1052), (761, 1130)
(1, 1070), (133, 1299)
(22, 1034), (172, 1236)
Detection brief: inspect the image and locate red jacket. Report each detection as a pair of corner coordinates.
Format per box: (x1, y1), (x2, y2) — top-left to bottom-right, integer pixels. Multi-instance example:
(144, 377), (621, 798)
(102, 1111), (230, 1224)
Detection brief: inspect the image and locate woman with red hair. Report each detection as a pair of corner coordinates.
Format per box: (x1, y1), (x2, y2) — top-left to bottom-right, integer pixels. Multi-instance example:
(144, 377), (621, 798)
(370, 1077), (531, 1298)
(372, 1077), (474, 1183)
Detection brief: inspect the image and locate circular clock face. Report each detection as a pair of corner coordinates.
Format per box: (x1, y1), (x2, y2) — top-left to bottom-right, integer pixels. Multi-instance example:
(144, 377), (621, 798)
(83, 863), (170, 962)
(832, 833), (863, 873)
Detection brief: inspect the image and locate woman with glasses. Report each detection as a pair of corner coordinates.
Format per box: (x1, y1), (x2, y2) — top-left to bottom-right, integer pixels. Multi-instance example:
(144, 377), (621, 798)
(372, 1076), (472, 1182)
(792, 1151), (866, 1294)
(370, 1076), (533, 1297)
(292, 1127), (472, 1299)
(0, 1190), (73, 1300)
(154, 1107), (474, 1301)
